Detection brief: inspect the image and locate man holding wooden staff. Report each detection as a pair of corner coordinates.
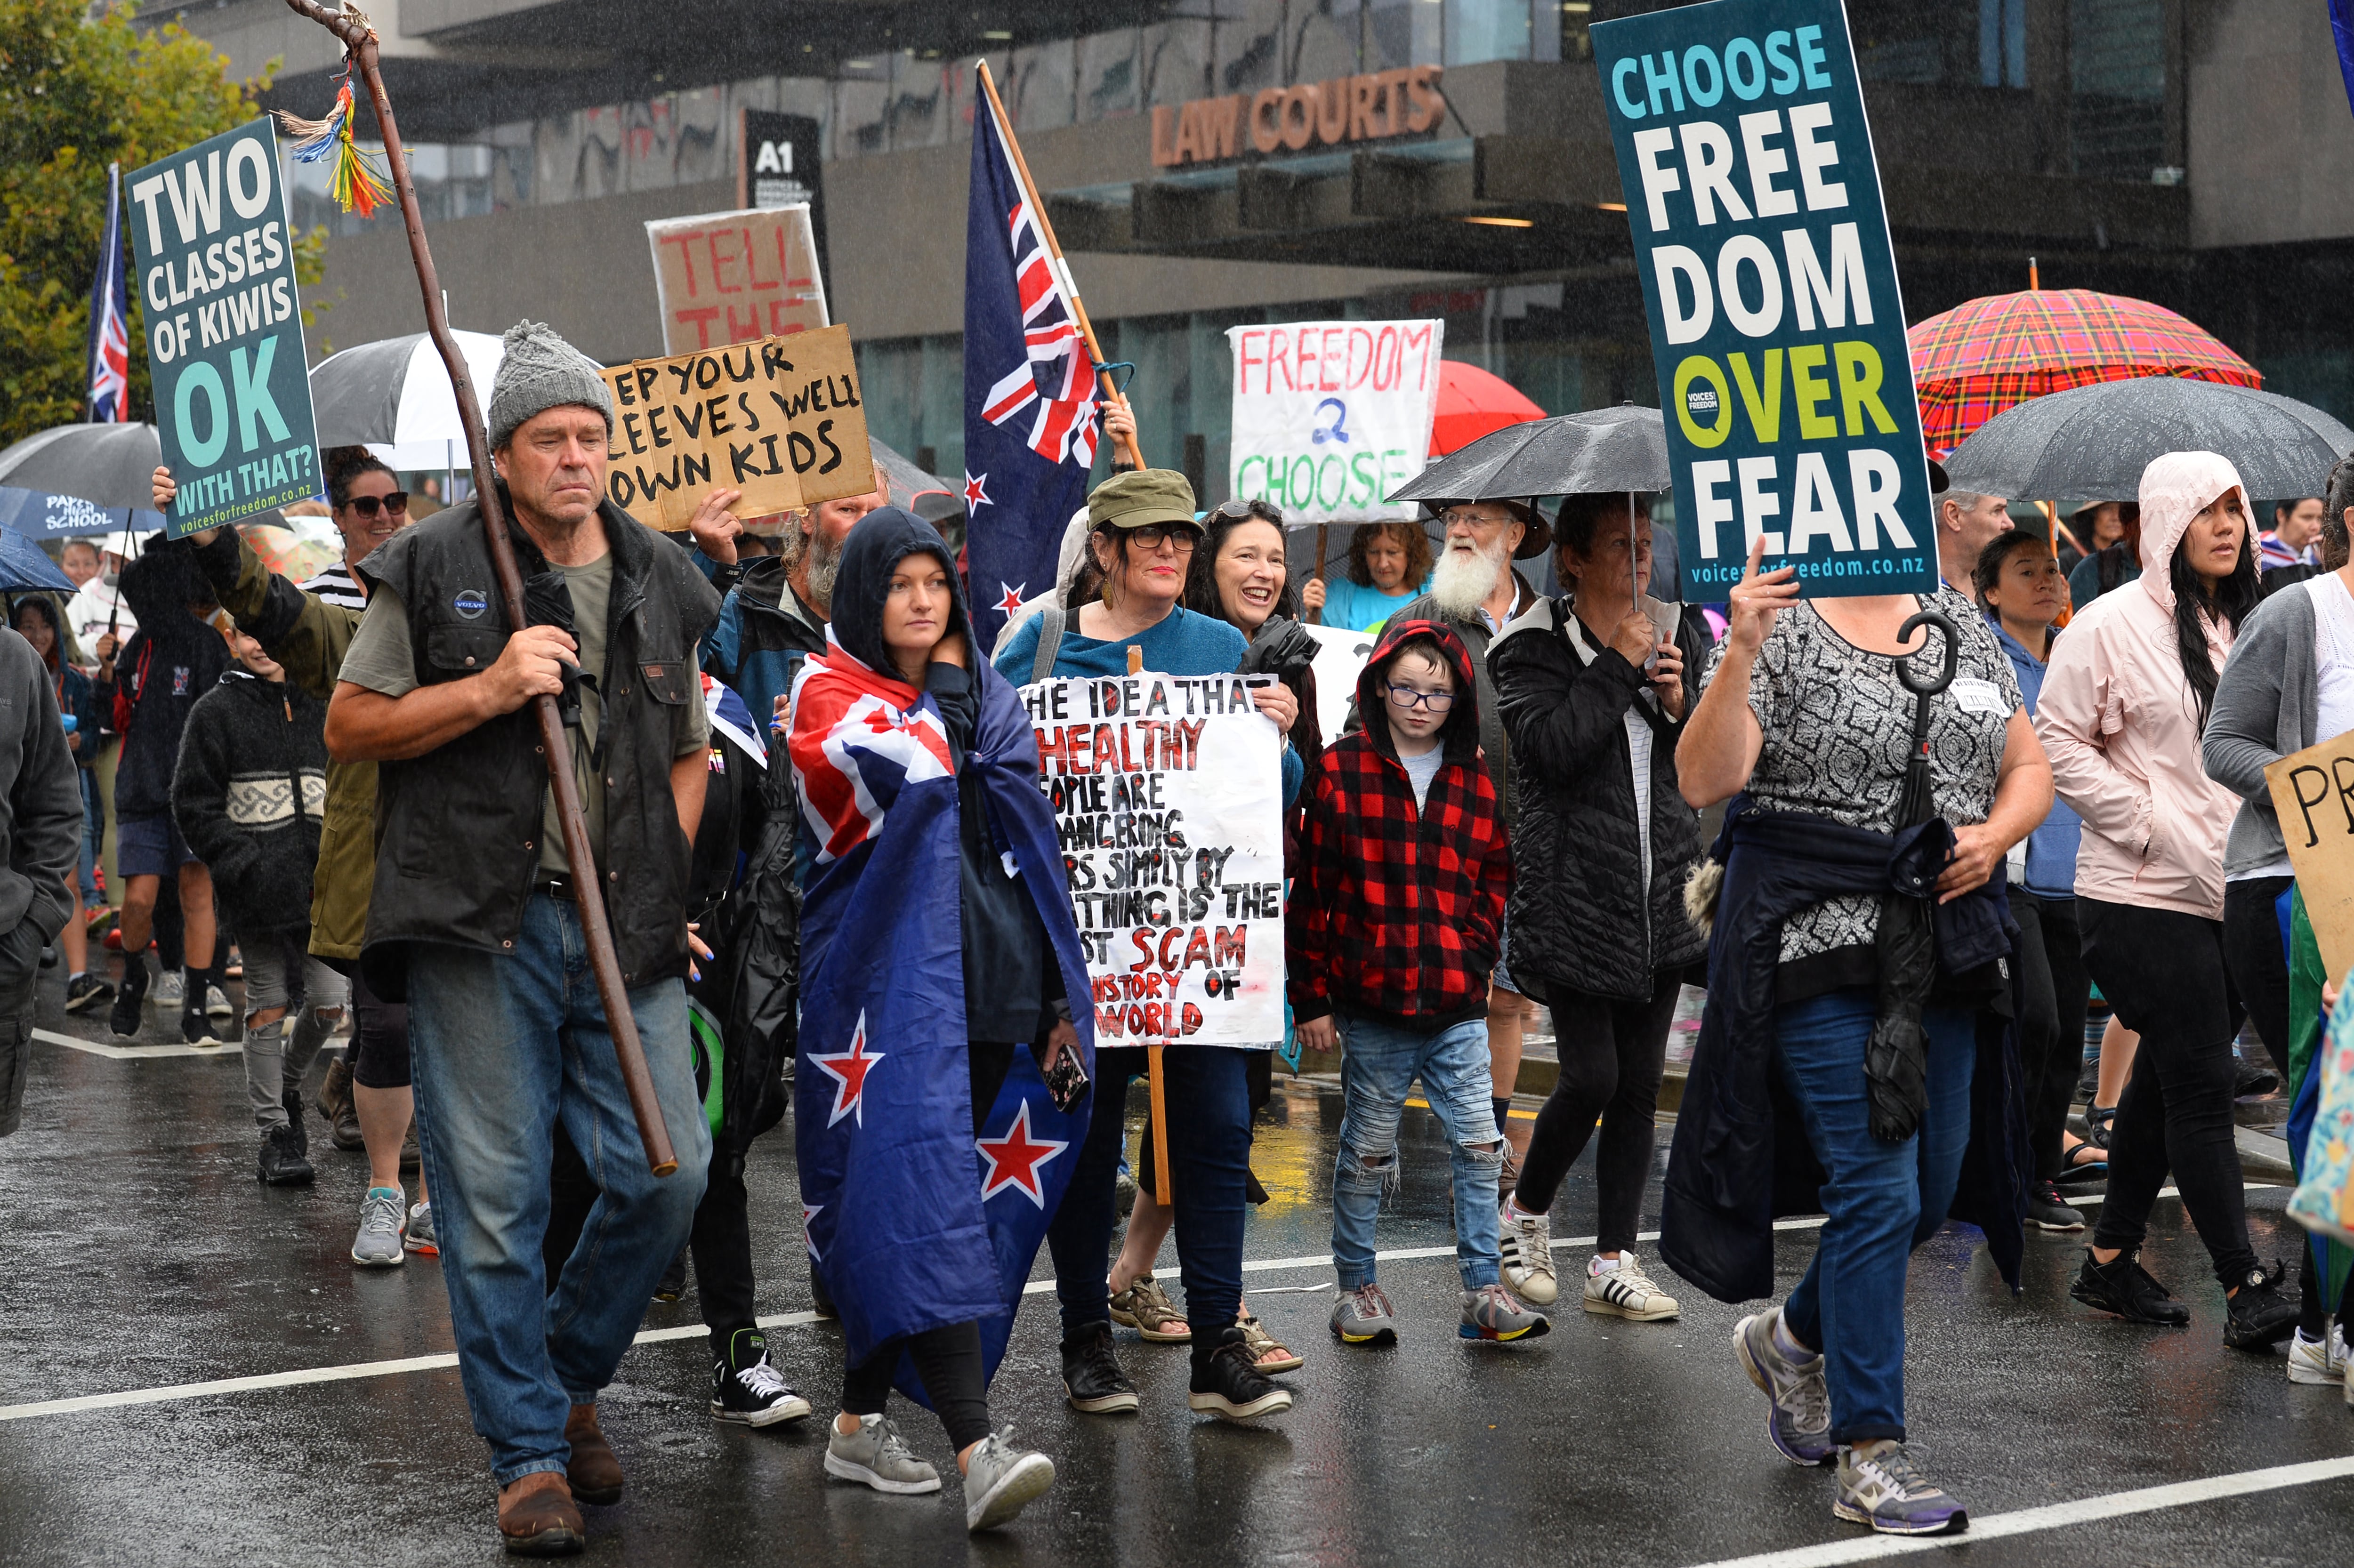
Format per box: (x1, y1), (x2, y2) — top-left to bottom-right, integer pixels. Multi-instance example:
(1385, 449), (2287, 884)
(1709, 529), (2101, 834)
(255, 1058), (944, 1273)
(323, 322), (722, 1555)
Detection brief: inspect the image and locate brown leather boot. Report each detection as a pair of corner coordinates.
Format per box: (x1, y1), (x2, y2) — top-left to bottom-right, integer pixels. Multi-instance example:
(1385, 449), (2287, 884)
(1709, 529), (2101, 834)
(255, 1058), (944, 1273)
(564, 1403), (624, 1505)
(497, 1471), (583, 1557)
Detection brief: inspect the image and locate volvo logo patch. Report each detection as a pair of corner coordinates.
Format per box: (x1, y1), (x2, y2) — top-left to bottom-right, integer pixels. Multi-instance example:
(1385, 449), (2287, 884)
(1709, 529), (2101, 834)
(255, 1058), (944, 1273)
(452, 588), (489, 620)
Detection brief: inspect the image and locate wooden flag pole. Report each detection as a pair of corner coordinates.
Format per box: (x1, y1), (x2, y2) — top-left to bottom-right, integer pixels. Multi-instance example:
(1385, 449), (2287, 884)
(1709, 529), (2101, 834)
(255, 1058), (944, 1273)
(1127, 644), (1173, 1208)
(278, 0), (676, 1175)
(975, 60), (1145, 473)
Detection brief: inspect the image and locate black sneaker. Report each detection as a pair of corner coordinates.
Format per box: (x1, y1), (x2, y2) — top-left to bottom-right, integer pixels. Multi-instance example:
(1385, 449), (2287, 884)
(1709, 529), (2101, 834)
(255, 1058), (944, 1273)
(1186, 1325), (1293, 1422)
(2223, 1261), (2301, 1351)
(63, 973), (113, 1014)
(2071, 1250), (2191, 1326)
(281, 1086), (308, 1158)
(109, 959), (146, 1038)
(257, 1124), (314, 1186)
(2025, 1181), (2085, 1232)
(653, 1244), (690, 1303)
(2234, 1059), (2281, 1101)
(709, 1330), (812, 1427)
(1061, 1321), (1140, 1414)
(182, 1005), (224, 1048)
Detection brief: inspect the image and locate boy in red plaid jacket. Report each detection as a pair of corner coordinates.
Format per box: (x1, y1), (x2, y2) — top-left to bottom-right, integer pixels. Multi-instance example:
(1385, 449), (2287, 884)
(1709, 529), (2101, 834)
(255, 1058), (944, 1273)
(1290, 620), (1546, 1345)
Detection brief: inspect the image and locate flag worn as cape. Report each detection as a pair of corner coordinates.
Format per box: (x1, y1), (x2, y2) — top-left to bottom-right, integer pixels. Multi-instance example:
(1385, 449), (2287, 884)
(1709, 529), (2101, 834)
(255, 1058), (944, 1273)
(786, 628), (1096, 1386)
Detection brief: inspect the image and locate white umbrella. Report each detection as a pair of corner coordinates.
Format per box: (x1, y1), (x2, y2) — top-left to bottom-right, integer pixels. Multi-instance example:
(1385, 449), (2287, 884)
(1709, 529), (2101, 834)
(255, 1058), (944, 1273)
(309, 330), (503, 478)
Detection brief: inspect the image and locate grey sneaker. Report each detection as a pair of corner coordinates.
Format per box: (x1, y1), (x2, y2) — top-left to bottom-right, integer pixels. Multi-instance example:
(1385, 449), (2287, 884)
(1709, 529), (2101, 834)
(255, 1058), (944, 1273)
(1459, 1283), (1550, 1343)
(1329, 1282), (1400, 1345)
(350, 1187), (407, 1268)
(151, 971), (184, 1008)
(1833, 1441), (1968, 1535)
(824, 1414), (941, 1495)
(1498, 1201), (1558, 1304)
(404, 1200), (438, 1256)
(1734, 1307), (1833, 1465)
(961, 1426), (1055, 1532)
(204, 982), (233, 1019)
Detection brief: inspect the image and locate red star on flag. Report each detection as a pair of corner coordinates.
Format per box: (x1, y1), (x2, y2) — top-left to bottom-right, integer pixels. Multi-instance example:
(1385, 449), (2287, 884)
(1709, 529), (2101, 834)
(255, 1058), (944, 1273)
(975, 1099), (1069, 1208)
(808, 1012), (885, 1128)
(995, 581), (1027, 616)
(963, 470), (992, 509)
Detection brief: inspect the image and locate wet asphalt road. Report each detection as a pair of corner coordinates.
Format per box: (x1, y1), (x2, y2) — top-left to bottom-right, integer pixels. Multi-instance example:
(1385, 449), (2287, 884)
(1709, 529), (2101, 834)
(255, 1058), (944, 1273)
(3, 970), (2352, 1568)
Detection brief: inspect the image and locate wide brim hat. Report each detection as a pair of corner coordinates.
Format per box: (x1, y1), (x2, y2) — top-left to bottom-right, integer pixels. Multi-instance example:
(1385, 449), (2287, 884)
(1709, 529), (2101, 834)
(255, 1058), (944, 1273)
(1421, 497), (1551, 559)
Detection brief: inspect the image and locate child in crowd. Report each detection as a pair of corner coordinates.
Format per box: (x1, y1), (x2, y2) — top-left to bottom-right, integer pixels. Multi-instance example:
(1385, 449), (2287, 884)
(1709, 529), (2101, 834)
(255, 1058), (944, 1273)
(172, 625), (343, 1186)
(1289, 619), (1544, 1345)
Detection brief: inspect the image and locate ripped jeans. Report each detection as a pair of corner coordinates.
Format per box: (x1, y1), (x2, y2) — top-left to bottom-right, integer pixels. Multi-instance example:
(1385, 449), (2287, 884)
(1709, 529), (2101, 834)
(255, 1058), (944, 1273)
(239, 929), (348, 1131)
(1332, 1013), (1501, 1291)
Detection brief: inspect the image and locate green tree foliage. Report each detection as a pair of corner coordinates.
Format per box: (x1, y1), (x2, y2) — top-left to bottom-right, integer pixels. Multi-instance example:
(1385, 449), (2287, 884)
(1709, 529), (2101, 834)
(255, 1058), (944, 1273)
(0, 0), (329, 447)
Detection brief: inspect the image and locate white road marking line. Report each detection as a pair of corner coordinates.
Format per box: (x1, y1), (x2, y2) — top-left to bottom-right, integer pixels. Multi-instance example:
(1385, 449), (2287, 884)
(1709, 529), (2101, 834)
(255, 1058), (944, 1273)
(33, 1026), (240, 1060)
(1678, 1455), (2354, 1568)
(0, 1184), (2281, 1423)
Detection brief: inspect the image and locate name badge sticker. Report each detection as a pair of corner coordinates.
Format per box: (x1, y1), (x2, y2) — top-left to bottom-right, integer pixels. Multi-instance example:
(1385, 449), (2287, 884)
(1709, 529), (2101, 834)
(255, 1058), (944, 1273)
(1948, 676), (2009, 717)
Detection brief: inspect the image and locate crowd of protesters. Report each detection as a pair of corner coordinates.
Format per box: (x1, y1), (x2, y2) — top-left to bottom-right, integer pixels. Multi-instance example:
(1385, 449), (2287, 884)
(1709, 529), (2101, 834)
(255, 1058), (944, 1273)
(0, 318), (2326, 1555)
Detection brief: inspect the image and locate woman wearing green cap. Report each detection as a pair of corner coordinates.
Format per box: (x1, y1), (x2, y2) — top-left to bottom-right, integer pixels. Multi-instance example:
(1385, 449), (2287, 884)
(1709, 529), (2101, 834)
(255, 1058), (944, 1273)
(993, 466), (1303, 1427)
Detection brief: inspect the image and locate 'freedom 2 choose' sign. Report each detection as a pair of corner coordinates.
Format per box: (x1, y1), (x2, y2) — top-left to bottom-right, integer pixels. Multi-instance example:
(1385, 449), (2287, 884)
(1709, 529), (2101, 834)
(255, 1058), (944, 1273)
(1594, 0), (1935, 599)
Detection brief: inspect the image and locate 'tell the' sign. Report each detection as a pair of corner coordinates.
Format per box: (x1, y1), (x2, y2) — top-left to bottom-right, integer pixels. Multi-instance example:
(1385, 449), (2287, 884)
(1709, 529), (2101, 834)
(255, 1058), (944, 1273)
(1593, 1), (1935, 599)
(127, 118), (319, 538)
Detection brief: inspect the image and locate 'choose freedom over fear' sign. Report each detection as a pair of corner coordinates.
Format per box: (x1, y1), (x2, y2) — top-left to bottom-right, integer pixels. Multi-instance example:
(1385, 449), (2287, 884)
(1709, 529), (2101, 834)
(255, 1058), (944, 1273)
(1594, 0), (1937, 599)
(127, 118), (320, 538)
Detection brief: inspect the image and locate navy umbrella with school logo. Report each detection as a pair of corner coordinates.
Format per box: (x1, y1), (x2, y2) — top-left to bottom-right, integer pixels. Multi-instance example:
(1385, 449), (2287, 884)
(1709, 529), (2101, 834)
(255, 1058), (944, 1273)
(0, 421), (164, 514)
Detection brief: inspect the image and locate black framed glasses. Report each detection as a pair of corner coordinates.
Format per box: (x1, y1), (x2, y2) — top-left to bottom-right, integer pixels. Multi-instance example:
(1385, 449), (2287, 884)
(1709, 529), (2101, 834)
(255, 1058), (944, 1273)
(1385, 683), (1455, 712)
(1128, 522), (1201, 552)
(346, 492), (410, 519)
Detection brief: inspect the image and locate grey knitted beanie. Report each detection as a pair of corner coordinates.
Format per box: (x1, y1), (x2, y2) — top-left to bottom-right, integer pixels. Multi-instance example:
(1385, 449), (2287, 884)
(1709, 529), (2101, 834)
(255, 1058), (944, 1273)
(487, 320), (615, 450)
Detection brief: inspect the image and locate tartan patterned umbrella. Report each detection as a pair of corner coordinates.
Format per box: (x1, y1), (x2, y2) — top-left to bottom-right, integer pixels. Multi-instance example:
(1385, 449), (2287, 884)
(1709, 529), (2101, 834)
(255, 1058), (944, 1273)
(1909, 288), (2260, 457)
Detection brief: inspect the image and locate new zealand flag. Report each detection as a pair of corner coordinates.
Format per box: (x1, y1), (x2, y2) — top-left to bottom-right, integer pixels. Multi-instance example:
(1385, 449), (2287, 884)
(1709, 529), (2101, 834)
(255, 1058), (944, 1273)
(964, 81), (1102, 651)
(85, 163), (130, 423)
(785, 630), (1096, 1389)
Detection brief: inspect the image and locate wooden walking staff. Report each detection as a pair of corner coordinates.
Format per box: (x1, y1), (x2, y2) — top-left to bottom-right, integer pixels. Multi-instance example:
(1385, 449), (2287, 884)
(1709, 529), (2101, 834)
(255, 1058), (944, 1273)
(277, 0), (677, 1175)
(975, 60), (1144, 473)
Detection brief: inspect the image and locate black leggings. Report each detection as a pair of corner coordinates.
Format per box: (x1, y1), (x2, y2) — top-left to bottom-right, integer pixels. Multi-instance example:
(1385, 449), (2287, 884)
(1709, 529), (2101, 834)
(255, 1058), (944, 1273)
(2080, 898), (2257, 1287)
(2010, 889), (2090, 1182)
(2219, 876), (2353, 1335)
(1513, 973), (1681, 1252)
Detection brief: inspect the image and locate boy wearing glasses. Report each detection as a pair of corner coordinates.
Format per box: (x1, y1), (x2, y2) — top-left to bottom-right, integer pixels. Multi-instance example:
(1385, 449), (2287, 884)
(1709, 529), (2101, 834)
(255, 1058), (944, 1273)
(1290, 619), (1544, 1346)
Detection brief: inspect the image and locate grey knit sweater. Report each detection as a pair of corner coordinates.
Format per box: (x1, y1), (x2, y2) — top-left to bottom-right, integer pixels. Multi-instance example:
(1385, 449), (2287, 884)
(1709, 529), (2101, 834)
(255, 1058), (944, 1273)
(2202, 579), (2320, 878)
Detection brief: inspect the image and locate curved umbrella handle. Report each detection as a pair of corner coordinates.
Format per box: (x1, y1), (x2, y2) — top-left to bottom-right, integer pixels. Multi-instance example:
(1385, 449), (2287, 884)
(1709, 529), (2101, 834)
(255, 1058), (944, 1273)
(1895, 609), (1959, 697)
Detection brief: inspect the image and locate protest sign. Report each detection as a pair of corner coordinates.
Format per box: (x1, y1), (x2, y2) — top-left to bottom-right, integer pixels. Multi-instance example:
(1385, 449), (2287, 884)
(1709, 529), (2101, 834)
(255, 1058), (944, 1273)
(1020, 673), (1287, 1049)
(597, 323), (874, 530)
(2267, 732), (2354, 983)
(1593, 0), (1937, 599)
(1302, 622), (1379, 740)
(1226, 320), (1443, 526)
(646, 206), (828, 355)
(125, 119), (320, 538)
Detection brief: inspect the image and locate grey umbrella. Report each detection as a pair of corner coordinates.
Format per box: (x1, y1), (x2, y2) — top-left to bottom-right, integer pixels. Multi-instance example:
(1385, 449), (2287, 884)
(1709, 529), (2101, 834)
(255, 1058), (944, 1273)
(1386, 404), (1671, 506)
(1943, 377), (2354, 501)
(0, 421), (164, 511)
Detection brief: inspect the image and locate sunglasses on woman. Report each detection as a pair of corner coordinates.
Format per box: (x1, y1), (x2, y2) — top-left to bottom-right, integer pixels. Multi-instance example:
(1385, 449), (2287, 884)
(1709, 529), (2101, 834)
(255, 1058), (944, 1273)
(345, 492), (410, 520)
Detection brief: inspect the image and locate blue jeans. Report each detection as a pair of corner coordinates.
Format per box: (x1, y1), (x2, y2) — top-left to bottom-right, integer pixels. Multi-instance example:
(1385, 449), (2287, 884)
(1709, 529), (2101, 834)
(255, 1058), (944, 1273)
(1333, 1014), (1502, 1291)
(1774, 990), (1975, 1446)
(1046, 1044), (1252, 1339)
(77, 769), (101, 903)
(407, 893), (710, 1485)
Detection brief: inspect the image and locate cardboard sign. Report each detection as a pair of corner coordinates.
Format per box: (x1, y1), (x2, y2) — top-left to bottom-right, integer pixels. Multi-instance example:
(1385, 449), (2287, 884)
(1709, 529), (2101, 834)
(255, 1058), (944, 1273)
(125, 118), (320, 538)
(646, 205), (828, 354)
(2267, 732), (2354, 981)
(1225, 320), (1443, 527)
(597, 324), (875, 530)
(1592, 0), (1937, 600)
(1019, 674), (1287, 1050)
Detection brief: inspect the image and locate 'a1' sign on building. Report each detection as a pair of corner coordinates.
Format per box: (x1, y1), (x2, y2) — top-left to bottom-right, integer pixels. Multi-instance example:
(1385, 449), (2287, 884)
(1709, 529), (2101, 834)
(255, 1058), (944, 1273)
(1593, 0), (1937, 599)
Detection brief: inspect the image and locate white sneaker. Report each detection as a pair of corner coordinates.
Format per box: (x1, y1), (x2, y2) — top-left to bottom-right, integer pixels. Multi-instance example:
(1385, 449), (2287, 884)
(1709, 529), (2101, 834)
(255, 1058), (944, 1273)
(2288, 1325), (2349, 1385)
(1583, 1254), (1680, 1321)
(1498, 1201), (1557, 1304)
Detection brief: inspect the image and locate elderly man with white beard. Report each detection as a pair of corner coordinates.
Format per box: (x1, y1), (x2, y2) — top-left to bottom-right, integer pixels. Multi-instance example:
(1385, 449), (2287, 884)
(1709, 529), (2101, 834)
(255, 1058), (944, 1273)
(1388, 499), (1552, 1184)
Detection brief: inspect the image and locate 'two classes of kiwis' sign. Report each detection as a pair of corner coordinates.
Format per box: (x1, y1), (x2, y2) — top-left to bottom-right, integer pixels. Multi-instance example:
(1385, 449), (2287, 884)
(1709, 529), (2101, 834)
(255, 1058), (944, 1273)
(1151, 65), (1446, 169)
(597, 322), (873, 531)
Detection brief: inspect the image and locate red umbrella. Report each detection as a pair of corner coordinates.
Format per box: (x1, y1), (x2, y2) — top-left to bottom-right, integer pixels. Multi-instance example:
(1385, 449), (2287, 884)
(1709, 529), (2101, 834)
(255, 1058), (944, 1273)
(1430, 360), (1546, 456)
(1909, 288), (2260, 457)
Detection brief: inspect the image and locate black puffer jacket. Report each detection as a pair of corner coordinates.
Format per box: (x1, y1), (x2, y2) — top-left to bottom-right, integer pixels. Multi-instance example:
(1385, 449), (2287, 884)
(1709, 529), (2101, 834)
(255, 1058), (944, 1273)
(1489, 594), (1707, 1002)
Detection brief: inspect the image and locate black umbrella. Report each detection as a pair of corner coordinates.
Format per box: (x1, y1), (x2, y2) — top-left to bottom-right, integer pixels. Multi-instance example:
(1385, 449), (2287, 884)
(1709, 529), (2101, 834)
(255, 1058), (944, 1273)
(1386, 404), (1670, 506)
(1866, 609), (1959, 1144)
(1943, 377), (2354, 501)
(0, 421), (164, 512)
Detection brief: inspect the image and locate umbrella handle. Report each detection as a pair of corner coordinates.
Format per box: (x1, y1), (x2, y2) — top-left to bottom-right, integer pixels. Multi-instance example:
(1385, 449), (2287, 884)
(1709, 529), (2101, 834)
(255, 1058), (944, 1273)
(1895, 609), (1959, 698)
